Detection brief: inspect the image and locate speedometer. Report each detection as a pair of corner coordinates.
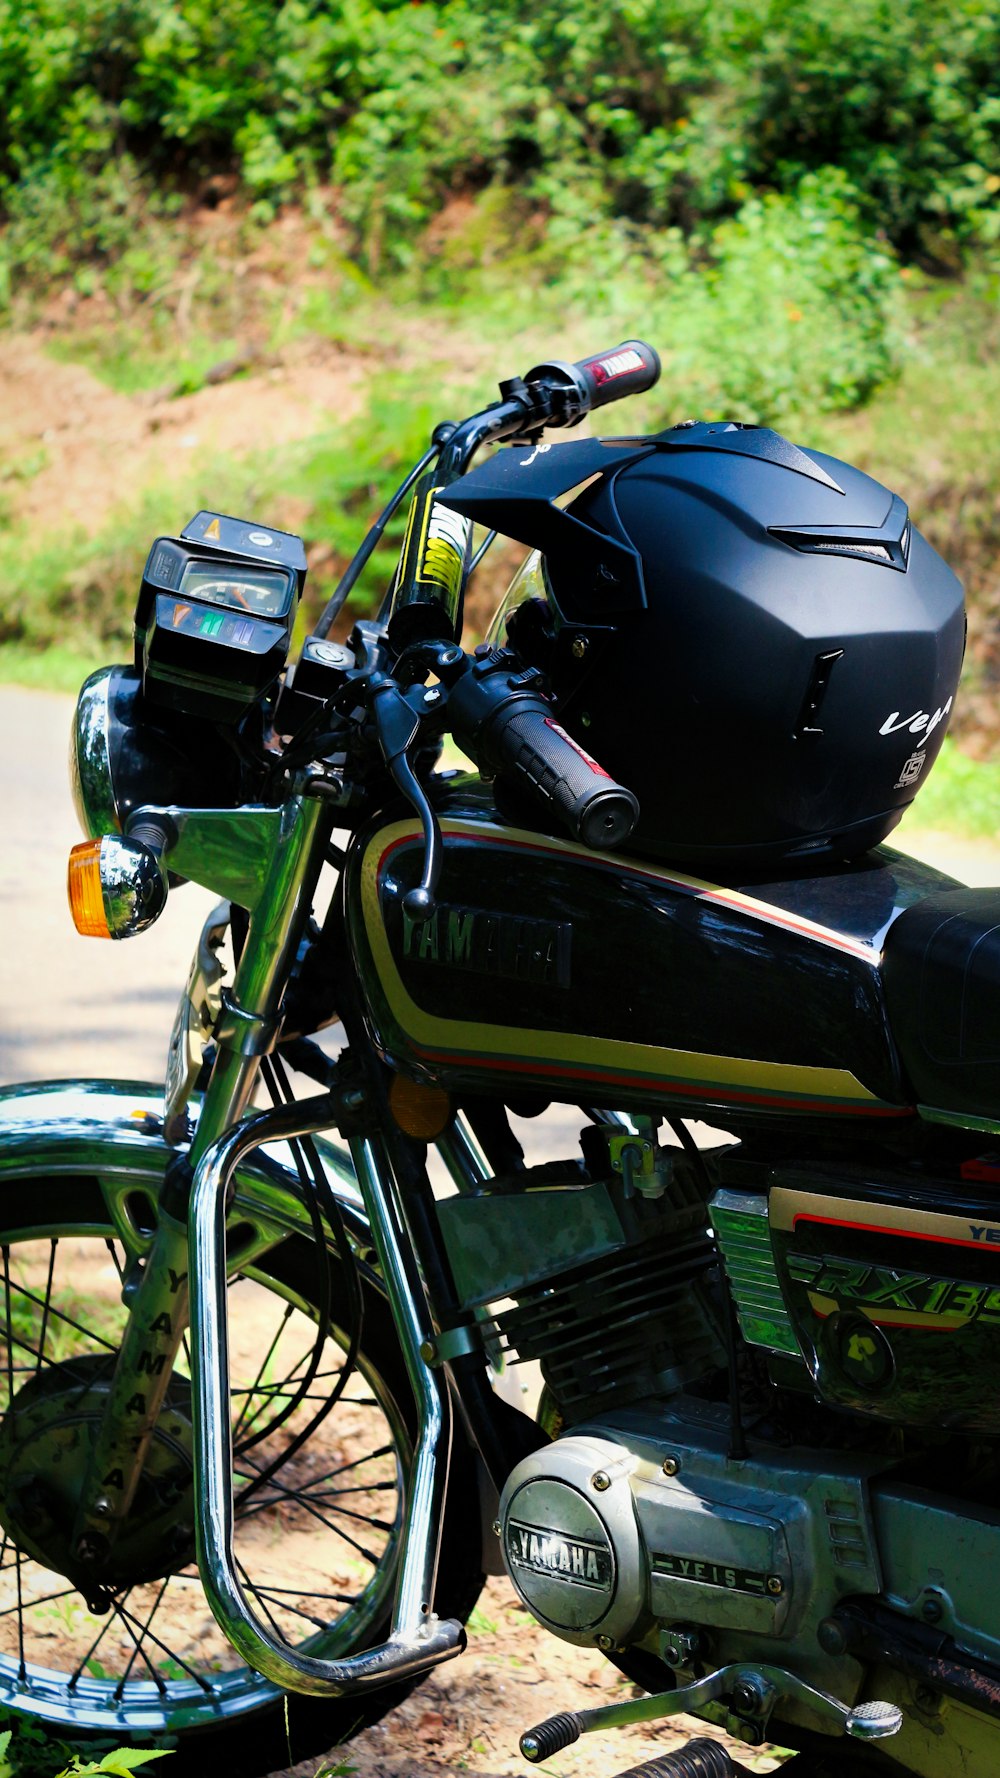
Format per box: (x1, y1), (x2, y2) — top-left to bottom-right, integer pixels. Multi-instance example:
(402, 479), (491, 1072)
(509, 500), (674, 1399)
(134, 513), (307, 720)
(179, 562), (294, 618)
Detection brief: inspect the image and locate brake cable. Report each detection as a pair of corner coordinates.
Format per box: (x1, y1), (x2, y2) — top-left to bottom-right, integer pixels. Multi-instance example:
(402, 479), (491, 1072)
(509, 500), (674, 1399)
(313, 436), (446, 641)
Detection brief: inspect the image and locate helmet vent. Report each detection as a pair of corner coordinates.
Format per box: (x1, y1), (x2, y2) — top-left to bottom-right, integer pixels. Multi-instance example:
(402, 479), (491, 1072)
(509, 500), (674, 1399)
(769, 493), (911, 571)
(811, 540), (894, 563)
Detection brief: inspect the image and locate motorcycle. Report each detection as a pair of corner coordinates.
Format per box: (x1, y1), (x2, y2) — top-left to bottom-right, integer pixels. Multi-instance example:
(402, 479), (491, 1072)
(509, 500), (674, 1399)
(0, 337), (995, 1778)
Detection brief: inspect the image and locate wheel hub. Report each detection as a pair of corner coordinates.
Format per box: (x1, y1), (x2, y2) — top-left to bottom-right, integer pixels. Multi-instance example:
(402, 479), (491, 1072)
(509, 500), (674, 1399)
(0, 1355), (196, 1589)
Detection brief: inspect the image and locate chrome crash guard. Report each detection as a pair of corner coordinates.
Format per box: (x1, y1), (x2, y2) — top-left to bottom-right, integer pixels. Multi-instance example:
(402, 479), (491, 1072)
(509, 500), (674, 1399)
(0, 1081), (465, 1697)
(189, 1094), (464, 1693)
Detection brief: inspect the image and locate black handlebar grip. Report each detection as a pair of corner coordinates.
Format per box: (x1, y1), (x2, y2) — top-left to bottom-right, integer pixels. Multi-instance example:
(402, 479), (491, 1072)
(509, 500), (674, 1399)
(483, 701), (639, 850)
(572, 339), (661, 410)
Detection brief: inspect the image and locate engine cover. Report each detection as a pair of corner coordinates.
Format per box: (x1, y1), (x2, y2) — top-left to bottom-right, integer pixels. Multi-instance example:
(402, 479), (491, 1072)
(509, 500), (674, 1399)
(500, 1436), (646, 1647)
(499, 1402), (885, 1692)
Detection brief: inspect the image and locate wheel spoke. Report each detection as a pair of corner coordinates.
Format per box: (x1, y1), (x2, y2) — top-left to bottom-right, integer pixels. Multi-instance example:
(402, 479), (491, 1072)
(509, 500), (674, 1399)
(0, 1586), (78, 1621)
(114, 1600), (214, 1694)
(5, 1281), (119, 1355)
(111, 1600), (167, 1696)
(104, 1240), (125, 1286)
(14, 1551), (25, 1682)
(234, 1556), (286, 1643)
(302, 1443), (395, 1490)
(250, 1588), (340, 1632)
(68, 1606), (118, 1689)
(231, 1303), (295, 1440)
(34, 1241), (58, 1378)
(113, 1580), (169, 1701)
(233, 1467), (382, 1562)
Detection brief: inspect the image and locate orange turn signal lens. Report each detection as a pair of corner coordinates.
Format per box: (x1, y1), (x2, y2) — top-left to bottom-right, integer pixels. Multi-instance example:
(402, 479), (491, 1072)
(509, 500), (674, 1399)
(67, 838), (111, 939)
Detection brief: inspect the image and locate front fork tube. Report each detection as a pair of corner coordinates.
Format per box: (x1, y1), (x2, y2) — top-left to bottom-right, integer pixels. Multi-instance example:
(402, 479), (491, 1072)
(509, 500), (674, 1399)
(71, 793), (331, 1574)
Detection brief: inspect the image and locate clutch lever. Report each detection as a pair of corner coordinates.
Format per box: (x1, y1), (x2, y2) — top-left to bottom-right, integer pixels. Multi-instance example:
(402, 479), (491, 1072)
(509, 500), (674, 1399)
(371, 676), (443, 924)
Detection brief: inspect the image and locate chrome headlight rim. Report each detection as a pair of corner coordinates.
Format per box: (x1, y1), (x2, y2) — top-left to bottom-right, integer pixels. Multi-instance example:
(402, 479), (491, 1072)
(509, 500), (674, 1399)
(70, 664), (137, 840)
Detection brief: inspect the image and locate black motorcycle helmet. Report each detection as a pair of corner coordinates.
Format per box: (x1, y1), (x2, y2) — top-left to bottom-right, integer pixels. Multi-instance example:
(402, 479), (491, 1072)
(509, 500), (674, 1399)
(446, 422), (966, 873)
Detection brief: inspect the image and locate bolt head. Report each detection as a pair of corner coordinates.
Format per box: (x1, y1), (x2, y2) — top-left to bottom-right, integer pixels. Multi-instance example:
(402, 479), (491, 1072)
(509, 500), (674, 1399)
(596, 1633), (614, 1650)
(571, 636), (589, 660)
(492, 1519), (501, 1537)
(922, 1595), (944, 1623)
(592, 1470), (610, 1492)
(766, 1575), (783, 1596)
(662, 1456), (680, 1477)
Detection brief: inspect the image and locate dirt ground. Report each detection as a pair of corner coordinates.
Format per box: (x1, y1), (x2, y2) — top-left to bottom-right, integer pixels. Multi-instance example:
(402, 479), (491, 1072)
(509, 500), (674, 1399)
(0, 331), (367, 540)
(291, 1575), (791, 1778)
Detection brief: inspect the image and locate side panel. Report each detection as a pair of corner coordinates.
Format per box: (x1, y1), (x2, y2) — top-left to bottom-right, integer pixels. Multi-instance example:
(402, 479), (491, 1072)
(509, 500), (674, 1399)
(769, 1173), (1000, 1433)
(345, 791), (914, 1123)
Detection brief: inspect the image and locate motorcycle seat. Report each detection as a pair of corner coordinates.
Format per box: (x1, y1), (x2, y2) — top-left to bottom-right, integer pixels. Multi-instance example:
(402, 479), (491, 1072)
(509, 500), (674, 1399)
(882, 888), (1000, 1119)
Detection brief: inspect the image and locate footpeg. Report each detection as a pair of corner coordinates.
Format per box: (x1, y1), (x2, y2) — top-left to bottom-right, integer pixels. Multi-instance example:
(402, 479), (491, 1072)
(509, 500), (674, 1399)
(520, 1662), (902, 1763)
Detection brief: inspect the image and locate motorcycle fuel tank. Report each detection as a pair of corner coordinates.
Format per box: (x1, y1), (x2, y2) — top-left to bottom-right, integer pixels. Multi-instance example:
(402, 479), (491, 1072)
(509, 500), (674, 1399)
(345, 780), (951, 1126)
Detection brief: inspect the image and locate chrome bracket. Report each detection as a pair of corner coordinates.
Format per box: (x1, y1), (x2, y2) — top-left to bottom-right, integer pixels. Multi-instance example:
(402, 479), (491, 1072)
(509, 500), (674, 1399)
(419, 1324), (481, 1366)
(188, 1095), (465, 1695)
(214, 989), (281, 1057)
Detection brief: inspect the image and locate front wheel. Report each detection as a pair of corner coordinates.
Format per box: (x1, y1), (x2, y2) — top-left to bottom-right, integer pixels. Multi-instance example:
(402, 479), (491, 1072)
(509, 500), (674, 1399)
(0, 1157), (484, 1777)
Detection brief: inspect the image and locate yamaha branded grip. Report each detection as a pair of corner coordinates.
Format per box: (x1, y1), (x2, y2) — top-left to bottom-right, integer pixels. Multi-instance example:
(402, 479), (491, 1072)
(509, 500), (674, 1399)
(523, 340), (661, 427)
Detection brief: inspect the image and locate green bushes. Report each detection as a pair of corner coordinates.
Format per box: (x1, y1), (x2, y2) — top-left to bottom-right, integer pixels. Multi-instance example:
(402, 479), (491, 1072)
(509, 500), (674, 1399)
(0, 0), (996, 298)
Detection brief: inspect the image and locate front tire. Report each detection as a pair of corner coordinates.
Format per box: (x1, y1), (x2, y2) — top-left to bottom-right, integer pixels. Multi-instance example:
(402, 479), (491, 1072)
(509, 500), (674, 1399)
(0, 1157), (483, 1777)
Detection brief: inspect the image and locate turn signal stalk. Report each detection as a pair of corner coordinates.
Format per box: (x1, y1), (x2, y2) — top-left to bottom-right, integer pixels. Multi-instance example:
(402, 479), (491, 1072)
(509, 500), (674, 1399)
(68, 834), (169, 940)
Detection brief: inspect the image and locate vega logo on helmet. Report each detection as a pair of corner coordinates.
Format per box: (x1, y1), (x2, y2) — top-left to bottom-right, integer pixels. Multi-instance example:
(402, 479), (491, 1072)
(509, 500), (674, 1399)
(879, 698), (953, 740)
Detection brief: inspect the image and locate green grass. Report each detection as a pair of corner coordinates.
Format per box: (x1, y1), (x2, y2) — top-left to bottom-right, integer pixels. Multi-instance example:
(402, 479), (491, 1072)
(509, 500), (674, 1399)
(0, 641), (105, 693)
(904, 739), (1000, 840)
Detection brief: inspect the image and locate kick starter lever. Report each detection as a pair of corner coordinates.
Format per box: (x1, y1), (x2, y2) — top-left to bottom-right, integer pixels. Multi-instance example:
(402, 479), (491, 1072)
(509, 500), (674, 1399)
(519, 1662), (903, 1762)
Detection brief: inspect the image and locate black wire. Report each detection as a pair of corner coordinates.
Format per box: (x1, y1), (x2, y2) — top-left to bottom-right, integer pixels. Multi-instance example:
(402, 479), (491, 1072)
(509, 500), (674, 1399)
(234, 1052), (365, 1510)
(314, 441), (441, 640)
(467, 528), (497, 576)
(667, 1117), (748, 1461)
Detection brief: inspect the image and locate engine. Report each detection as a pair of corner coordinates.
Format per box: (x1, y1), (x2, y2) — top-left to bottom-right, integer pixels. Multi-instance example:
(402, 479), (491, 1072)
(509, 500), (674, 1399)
(497, 1405), (883, 1697)
(485, 1129), (1000, 1736)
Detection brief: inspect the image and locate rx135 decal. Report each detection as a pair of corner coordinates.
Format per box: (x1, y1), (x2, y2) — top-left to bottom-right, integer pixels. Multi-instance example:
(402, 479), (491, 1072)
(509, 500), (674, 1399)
(768, 1184), (1000, 1431)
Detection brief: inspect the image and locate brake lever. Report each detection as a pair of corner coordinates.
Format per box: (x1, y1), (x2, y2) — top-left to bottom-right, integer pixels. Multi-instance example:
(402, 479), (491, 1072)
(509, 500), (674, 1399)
(371, 677), (443, 924)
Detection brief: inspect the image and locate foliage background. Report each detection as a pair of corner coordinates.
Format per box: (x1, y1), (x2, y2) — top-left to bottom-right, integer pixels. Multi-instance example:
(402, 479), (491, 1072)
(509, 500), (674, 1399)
(0, 0), (997, 776)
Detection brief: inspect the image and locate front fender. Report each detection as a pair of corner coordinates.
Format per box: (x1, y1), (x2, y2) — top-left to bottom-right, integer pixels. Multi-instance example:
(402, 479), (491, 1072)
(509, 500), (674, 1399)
(0, 1076), (373, 1260)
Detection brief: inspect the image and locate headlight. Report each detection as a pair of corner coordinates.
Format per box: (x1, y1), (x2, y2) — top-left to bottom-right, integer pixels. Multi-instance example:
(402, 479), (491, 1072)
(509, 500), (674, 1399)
(70, 663), (243, 843)
(70, 665), (139, 840)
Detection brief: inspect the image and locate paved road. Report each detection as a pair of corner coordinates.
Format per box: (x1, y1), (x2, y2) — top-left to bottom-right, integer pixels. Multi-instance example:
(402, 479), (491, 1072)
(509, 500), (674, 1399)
(0, 684), (217, 1085)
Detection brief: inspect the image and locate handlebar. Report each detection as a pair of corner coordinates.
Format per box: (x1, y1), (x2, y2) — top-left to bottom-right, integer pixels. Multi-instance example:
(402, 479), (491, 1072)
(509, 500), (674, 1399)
(520, 340), (662, 429)
(446, 650), (639, 852)
(387, 339), (660, 649)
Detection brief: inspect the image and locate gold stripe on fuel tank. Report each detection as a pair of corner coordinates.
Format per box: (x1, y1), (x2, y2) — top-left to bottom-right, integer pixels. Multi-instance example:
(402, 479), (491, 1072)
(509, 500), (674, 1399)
(359, 820), (894, 1111)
